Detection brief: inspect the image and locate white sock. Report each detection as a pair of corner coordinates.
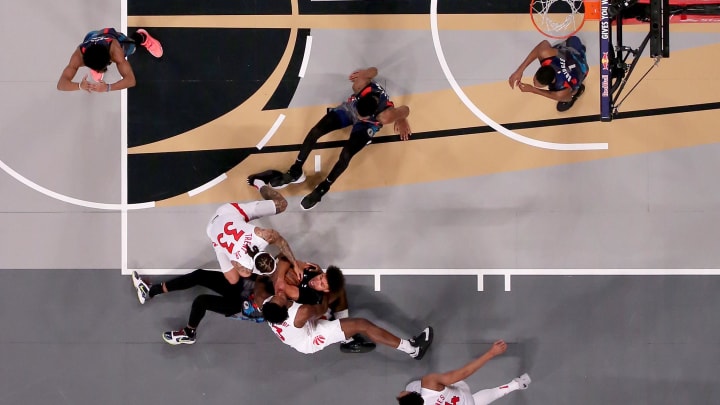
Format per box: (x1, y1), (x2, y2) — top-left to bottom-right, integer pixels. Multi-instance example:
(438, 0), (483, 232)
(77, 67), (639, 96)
(472, 380), (520, 405)
(252, 179), (266, 189)
(397, 339), (417, 356)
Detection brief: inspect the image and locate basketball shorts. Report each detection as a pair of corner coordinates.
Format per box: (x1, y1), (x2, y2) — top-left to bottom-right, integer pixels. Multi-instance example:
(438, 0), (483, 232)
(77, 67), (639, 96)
(294, 319), (347, 354)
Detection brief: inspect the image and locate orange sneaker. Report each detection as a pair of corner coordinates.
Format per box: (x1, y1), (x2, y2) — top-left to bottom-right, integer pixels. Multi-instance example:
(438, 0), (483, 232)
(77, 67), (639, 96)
(89, 69), (104, 82)
(136, 28), (163, 58)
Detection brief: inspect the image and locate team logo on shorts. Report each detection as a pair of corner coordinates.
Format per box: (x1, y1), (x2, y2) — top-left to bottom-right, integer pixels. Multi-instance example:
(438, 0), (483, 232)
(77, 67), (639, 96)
(313, 335), (326, 346)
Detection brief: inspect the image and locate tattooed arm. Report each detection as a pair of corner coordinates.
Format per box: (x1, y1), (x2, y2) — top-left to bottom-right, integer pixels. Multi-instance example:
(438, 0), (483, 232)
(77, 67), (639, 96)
(254, 227), (302, 278)
(258, 185), (288, 214)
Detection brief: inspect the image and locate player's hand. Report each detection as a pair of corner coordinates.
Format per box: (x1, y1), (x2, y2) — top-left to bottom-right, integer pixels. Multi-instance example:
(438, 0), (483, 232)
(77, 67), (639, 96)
(508, 70), (524, 89)
(87, 80), (108, 93)
(292, 261), (304, 280)
(79, 75), (91, 93)
(517, 82), (535, 93)
(488, 340), (507, 357)
(395, 118), (412, 141)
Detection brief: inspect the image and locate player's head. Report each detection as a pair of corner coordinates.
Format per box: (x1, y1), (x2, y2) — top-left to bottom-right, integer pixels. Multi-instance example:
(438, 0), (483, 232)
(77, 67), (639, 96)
(396, 391), (423, 405)
(82, 44), (112, 72)
(308, 265), (345, 293)
(262, 295), (289, 324)
(533, 65), (556, 87)
(253, 252), (277, 275)
(326, 266), (345, 293)
(356, 93), (380, 117)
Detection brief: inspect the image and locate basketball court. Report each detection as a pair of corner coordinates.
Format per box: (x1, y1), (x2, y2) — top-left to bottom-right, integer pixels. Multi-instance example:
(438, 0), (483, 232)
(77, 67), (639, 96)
(1, 0), (720, 403)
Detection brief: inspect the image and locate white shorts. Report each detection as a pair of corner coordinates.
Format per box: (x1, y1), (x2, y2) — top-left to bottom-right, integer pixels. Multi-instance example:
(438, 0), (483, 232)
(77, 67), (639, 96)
(293, 319), (347, 354)
(205, 200), (277, 272)
(206, 200), (277, 236)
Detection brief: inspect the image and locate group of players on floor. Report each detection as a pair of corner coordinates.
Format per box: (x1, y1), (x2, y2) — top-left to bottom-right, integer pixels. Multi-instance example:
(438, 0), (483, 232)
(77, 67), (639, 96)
(131, 171), (531, 405)
(63, 26), (544, 405)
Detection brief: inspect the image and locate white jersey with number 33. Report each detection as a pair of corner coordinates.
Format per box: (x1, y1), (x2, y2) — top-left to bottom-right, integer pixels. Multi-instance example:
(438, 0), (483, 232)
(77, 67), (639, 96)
(206, 202), (271, 273)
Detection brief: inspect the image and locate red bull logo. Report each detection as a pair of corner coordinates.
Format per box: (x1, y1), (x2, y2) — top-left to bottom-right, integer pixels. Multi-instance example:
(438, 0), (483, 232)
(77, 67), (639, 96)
(601, 52), (609, 72)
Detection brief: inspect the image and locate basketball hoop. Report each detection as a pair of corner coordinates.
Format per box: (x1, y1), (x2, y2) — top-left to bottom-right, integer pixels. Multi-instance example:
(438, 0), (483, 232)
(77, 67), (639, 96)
(531, 0), (601, 39)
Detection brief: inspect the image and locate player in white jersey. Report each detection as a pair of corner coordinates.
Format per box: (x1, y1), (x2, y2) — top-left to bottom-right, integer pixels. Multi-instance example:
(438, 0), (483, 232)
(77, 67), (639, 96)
(208, 170), (302, 286)
(396, 340), (531, 405)
(261, 293), (433, 358)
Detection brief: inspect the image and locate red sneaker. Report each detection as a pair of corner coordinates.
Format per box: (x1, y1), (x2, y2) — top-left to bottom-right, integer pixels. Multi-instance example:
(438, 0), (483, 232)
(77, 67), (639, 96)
(136, 28), (163, 58)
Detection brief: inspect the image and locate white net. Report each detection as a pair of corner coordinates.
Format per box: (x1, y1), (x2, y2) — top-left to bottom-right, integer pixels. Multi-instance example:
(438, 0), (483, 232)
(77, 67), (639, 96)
(531, 0), (585, 38)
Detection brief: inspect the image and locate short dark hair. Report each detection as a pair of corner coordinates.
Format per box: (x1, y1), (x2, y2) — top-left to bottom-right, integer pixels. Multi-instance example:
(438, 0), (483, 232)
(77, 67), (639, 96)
(356, 94), (380, 117)
(397, 392), (423, 405)
(534, 65), (556, 86)
(254, 252), (276, 274)
(325, 265), (345, 293)
(82, 44), (111, 72)
(262, 301), (289, 324)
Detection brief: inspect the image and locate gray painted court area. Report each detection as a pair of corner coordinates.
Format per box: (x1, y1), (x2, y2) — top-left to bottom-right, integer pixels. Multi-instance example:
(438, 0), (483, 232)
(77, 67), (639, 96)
(0, 271), (717, 405)
(1, 0), (720, 404)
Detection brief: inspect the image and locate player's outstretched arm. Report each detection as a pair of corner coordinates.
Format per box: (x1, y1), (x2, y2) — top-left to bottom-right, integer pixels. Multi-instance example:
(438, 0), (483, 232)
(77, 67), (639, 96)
(509, 40), (554, 89)
(349, 67), (378, 93)
(421, 340), (508, 391)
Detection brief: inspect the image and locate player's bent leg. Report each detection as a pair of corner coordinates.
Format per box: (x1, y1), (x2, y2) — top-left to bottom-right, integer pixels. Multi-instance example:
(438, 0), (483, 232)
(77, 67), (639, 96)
(300, 126), (370, 210)
(338, 319), (434, 359)
(339, 318), (398, 347)
(275, 111), (348, 189)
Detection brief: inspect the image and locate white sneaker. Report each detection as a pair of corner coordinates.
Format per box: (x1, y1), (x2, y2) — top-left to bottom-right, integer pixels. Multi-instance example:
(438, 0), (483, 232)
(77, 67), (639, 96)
(162, 329), (196, 345)
(131, 271), (150, 305)
(514, 373), (531, 390)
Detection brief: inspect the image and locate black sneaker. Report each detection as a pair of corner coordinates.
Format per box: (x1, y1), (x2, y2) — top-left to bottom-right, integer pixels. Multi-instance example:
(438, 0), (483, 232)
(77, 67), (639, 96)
(409, 327), (433, 360)
(340, 334), (377, 354)
(556, 84), (585, 112)
(271, 165), (306, 189)
(162, 328), (196, 345)
(247, 169), (284, 189)
(300, 184), (329, 210)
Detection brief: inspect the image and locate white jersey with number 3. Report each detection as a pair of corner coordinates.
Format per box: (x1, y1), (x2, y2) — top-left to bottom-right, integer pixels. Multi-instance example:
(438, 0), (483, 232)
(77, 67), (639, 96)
(206, 202), (272, 273)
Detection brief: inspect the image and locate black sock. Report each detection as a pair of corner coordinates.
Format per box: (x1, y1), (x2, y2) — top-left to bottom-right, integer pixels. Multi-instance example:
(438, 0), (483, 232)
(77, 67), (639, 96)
(149, 284), (163, 298)
(184, 327), (196, 338)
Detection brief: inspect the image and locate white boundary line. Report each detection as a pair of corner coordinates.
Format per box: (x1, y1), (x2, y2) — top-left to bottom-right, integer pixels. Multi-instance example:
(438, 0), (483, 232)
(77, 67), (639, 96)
(256, 114), (286, 150)
(429, 0), (608, 151)
(298, 35), (313, 78)
(314, 155), (322, 172)
(188, 173), (228, 197)
(0, 159), (154, 211)
(129, 268), (720, 291)
(121, 0), (129, 275)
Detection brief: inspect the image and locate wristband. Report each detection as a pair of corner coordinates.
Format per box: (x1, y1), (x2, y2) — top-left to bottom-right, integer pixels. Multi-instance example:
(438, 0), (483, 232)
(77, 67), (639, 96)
(106, 83), (111, 92)
(78, 81), (82, 90)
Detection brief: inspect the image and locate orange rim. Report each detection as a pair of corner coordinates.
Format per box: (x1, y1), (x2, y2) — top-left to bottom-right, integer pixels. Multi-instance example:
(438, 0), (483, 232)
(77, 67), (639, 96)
(530, 0), (598, 39)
